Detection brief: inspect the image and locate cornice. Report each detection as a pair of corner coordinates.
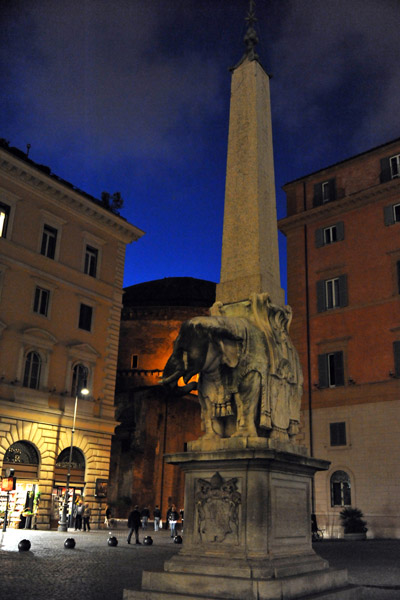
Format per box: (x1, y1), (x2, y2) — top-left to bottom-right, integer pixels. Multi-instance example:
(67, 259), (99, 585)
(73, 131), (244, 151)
(278, 178), (400, 233)
(0, 149), (144, 244)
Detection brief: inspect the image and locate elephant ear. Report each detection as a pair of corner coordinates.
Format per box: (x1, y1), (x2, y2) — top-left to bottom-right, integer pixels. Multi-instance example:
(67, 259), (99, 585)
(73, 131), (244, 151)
(218, 338), (240, 368)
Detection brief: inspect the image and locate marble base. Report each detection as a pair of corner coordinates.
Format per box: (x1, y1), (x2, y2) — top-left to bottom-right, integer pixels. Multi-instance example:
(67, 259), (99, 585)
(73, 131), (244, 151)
(124, 444), (360, 600)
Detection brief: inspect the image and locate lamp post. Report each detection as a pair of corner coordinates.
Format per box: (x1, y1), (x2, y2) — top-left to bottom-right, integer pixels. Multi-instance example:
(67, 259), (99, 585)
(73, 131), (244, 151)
(58, 387), (89, 532)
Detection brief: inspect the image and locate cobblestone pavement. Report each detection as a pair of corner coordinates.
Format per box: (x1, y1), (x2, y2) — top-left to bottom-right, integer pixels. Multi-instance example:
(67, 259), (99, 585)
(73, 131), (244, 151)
(1, 528), (400, 600)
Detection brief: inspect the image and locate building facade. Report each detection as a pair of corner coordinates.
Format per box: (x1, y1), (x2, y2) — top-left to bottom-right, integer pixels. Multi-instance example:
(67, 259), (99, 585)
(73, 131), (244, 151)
(279, 137), (400, 538)
(110, 277), (215, 520)
(0, 140), (143, 529)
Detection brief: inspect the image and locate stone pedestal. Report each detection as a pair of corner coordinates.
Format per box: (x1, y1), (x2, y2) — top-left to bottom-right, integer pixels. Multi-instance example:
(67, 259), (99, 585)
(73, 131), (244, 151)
(124, 442), (359, 599)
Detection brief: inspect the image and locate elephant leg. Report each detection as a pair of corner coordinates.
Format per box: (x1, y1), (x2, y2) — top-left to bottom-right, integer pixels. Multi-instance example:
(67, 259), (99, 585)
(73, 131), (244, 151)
(199, 394), (220, 438)
(232, 372), (260, 438)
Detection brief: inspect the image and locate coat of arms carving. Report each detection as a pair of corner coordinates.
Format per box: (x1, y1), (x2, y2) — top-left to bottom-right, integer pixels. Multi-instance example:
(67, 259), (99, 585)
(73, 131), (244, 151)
(195, 472), (241, 544)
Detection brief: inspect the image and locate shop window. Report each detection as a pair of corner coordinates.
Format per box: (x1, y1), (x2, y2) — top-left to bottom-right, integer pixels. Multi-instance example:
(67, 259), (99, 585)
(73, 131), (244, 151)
(318, 351), (345, 388)
(71, 363), (89, 397)
(331, 470), (351, 507)
(315, 222), (344, 247)
(23, 351), (42, 389)
(313, 178), (336, 207)
(330, 422), (347, 446)
(0, 201), (10, 238)
(40, 224), (58, 259)
(78, 303), (93, 332)
(84, 245), (98, 278)
(33, 286), (50, 317)
(4, 441), (39, 465)
(317, 275), (348, 312)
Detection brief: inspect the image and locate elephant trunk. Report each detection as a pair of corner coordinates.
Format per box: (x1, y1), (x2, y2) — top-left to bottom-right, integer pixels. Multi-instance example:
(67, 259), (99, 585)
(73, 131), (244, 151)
(160, 370), (182, 385)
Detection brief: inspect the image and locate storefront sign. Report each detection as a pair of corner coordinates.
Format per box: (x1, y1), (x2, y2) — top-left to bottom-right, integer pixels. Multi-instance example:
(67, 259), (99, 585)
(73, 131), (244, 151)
(95, 479), (108, 498)
(1, 477), (16, 492)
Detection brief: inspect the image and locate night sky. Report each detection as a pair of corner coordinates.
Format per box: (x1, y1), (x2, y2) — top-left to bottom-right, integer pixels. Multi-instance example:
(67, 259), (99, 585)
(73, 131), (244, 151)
(2, 0), (400, 295)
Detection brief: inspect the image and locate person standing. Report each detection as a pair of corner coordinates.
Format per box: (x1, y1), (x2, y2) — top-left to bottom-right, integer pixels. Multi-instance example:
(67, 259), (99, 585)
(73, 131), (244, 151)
(141, 506), (150, 530)
(127, 505), (141, 544)
(153, 505), (161, 531)
(83, 503), (91, 531)
(74, 501), (84, 531)
(105, 505), (112, 527)
(168, 504), (179, 538)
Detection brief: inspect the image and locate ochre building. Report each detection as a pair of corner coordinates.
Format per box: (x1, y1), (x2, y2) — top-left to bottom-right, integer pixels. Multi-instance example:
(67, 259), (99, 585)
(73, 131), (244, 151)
(110, 277), (215, 520)
(0, 140), (143, 529)
(279, 137), (400, 538)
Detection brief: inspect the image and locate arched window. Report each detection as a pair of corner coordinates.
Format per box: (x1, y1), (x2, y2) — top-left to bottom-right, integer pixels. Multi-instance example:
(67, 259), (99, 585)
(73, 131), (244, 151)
(56, 447), (85, 470)
(23, 351), (42, 389)
(71, 363), (89, 397)
(331, 470), (351, 507)
(4, 441), (39, 465)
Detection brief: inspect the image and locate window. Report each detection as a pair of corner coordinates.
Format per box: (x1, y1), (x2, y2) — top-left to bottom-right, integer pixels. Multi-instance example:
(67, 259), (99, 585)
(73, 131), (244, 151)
(330, 422), (347, 446)
(40, 224), (58, 259)
(33, 286), (50, 317)
(390, 155), (400, 178)
(317, 275), (348, 312)
(393, 341), (400, 377)
(0, 202), (10, 238)
(331, 470), (351, 507)
(23, 351), (42, 389)
(381, 154), (400, 182)
(313, 178), (336, 207)
(78, 303), (93, 331)
(71, 363), (89, 397)
(318, 351), (345, 388)
(384, 203), (400, 226)
(84, 245), (98, 277)
(315, 222), (344, 247)
(130, 354), (138, 369)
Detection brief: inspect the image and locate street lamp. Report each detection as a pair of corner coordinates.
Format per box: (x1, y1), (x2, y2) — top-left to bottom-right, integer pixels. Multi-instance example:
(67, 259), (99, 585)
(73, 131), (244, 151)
(58, 387), (89, 532)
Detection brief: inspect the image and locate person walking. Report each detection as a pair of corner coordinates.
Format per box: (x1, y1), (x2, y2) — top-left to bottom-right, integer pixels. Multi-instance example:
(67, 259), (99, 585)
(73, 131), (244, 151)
(141, 506), (150, 530)
(153, 505), (161, 531)
(127, 505), (141, 544)
(83, 502), (91, 531)
(105, 505), (112, 527)
(168, 504), (179, 538)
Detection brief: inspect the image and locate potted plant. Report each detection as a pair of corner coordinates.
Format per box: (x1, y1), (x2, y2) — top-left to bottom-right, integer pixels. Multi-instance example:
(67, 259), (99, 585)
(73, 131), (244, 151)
(339, 507), (368, 540)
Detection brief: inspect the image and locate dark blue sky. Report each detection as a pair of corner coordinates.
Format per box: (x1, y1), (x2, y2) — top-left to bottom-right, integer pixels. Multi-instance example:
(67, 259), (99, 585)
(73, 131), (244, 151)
(2, 0), (400, 294)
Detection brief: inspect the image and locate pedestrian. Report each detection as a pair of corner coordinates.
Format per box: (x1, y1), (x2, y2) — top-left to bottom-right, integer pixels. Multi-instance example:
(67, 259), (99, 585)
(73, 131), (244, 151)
(74, 501), (84, 531)
(141, 506), (150, 530)
(127, 505), (142, 544)
(180, 508), (184, 533)
(83, 502), (91, 531)
(168, 504), (179, 538)
(105, 505), (112, 527)
(153, 505), (161, 531)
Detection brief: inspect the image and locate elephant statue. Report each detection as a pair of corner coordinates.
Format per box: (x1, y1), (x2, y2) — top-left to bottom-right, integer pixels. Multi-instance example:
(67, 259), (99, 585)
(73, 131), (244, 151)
(161, 313), (302, 441)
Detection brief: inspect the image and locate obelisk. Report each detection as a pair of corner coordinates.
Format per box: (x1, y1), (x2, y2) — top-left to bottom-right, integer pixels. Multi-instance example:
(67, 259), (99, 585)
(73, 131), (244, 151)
(216, 1), (285, 307)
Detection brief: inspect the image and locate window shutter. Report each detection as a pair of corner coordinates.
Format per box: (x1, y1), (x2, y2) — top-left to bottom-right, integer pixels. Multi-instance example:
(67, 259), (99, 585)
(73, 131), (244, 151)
(384, 205), (395, 226)
(336, 221), (345, 241)
(338, 274), (348, 307)
(315, 227), (324, 248)
(380, 157), (391, 183)
(318, 353), (328, 388)
(397, 261), (400, 295)
(328, 178), (337, 201)
(313, 183), (323, 207)
(316, 280), (326, 312)
(333, 351), (344, 386)
(393, 341), (400, 377)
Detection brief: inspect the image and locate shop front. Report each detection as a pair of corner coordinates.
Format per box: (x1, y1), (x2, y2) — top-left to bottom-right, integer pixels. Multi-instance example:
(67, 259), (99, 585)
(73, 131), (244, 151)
(51, 446), (85, 529)
(1, 441), (41, 530)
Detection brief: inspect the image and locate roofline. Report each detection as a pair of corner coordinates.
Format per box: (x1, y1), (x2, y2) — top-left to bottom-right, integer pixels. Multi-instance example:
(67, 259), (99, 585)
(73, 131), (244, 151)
(0, 142), (144, 243)
(283, 136), (400, 188)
